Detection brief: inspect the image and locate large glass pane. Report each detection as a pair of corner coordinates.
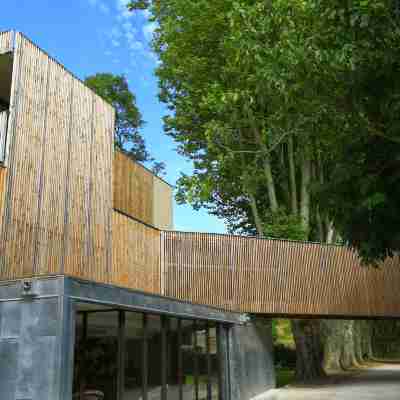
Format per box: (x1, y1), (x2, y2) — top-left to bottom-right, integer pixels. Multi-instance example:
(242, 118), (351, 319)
(147, 314), (162, 399)
(181, 320), (195, 400)
(209, 325), (220, 400)
(124, 312), (144, 400)
(74, 310), (119, 400)
(195, 322), (208, 400)
(167, 318), (180, 400)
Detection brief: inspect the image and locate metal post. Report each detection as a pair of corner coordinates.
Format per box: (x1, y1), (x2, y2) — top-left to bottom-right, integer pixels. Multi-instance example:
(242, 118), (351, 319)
(117, 310), (126, 400)
(142, 314), (148, 400)
(194, 321), (199, 400)
(178, 319), (183, 400)
(161, 316), (168, 400)
(206, 323), (212, 400)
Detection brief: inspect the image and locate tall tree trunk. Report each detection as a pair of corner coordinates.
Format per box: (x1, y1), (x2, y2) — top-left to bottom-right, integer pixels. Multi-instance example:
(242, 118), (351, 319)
(292, 319), (326, 381)
(249, 191), (264, 236)
(300, 158), (311, 230)
(288, 136), (298, 215)
(253, 128), (279, 212)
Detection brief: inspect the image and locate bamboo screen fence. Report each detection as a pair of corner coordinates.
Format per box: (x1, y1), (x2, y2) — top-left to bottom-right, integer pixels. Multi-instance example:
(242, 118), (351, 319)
(0, 32), (114, 282)
(162, 231), (400, 318)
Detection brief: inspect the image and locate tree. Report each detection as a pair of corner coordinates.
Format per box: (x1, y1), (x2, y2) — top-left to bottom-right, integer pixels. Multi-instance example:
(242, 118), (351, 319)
(128, 0), (399, 380)
(85, 73), (166, 176)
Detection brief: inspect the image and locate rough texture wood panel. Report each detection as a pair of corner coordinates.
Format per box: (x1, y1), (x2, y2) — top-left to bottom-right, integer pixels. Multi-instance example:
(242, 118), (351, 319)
(0, 167), (6, 233)
(111, 211), (161, 294)
(162, 231), (400, 318)
(153, 177), (173, 230)
(113, 150), (154, 226)
(0, 32), (114, 281)
(0, 31), (13, 52)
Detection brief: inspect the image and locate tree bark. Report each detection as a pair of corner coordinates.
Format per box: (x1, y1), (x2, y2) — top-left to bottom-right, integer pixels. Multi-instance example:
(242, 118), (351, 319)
(253, 128), (279, 212)
(291, 319), (326, 381)
(288, 136), (298, 215)
(249, 191), (264, 236)
(300, 158), (311, 230)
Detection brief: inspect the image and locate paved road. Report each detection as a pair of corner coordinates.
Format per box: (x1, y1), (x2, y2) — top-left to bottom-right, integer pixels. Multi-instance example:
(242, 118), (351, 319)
(259, 364), (400, 400)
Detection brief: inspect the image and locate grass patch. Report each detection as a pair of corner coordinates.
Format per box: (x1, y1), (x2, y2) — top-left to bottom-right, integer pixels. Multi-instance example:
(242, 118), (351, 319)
(276, 368), (295, 388)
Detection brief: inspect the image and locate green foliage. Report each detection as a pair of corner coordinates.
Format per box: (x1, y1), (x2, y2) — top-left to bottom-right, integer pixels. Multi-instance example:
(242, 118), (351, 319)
(85, 73), (166, 176)
(276, 368), (295, 388)
(263, 209), (308, 241)
(128, 0), (400, 259)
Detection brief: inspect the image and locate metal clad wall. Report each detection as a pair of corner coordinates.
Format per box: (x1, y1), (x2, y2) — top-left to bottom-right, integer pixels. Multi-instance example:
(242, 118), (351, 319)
(0, 33), (114, 281)
(162, 231), (400, 318)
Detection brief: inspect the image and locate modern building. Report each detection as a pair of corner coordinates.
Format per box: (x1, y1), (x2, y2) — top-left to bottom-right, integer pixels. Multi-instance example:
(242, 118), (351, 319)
(0, 31), (274, 400)
(0, 30), (399, 400)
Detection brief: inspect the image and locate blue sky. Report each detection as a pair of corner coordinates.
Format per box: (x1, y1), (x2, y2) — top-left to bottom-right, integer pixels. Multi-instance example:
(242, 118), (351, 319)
(1, 0), (226, 233)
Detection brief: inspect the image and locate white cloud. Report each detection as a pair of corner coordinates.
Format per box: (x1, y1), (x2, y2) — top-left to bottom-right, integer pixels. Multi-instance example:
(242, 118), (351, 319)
(110, 27), (122, 39)
(116, 0), (133, 19)
(130, 41), (144, 51)
(143, 22), (157, 42)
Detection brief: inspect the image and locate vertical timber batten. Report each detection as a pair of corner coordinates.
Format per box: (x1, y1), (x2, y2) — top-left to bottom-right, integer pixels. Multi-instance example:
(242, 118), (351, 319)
(0, 32), (114, 282)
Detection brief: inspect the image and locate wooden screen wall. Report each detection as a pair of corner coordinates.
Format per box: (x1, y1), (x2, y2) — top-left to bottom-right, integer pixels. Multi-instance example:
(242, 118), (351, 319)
(0, 33), (114, 281)
(162, 231), (400, 318)
(112, 211), (161, 294)
(0, 31), (13, 52)
(113, 150), (173, 229)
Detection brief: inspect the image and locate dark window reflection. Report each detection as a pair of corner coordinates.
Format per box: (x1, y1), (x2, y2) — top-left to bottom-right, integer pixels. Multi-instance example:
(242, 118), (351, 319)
(147, 314), (162, 399)
(124, 312), (144, 400)
(73, 311), (119, 400)
(73, 306), (221, 400)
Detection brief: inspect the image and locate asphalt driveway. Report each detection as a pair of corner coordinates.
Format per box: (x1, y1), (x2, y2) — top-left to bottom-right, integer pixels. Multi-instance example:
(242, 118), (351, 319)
(258, 363), (400, 400)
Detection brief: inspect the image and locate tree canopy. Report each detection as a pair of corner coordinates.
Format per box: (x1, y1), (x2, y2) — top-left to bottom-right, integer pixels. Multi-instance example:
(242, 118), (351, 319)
(129, 0), (400, 261)
(85, 73), (166, 176)
(128, 0), (400, 380)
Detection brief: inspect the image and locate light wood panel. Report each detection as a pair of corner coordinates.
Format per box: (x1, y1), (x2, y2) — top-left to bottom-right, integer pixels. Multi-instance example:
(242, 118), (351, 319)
(0, 31), (13, 52)
(162, 231), (400, 318)
(153, 177), (173, 230)
(113, 150), (173, 229)
(112, 211), (161, 294)
(0, 32), (114, 281)
(114, 150), (154, 225)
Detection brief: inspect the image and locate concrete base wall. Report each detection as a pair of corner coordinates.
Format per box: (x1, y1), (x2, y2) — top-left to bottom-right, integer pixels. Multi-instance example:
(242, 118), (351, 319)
(229, 317), (275, 400)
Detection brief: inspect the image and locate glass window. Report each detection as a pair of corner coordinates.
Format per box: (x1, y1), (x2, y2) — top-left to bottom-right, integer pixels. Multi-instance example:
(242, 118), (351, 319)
(73, 306), (222, 400)
(147, 314), (163, 399)
(124, 312), (144, 400)
(167, 318), (180, 400)
(73, 310), (119, 400)
(180, 320), (195, 399)
(209, 325), (220, 400)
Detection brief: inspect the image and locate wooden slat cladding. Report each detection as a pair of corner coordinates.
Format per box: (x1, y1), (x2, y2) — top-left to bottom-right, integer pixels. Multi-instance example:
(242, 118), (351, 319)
(114, 150), (154, 225)
(0, 32), (114, 281)
(113, 150), (173, 229)
(112, 211), (161, 294)
(162, 231), (400, 318)
(0, 31), (13, 52)
(153, 177), (173, 230)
